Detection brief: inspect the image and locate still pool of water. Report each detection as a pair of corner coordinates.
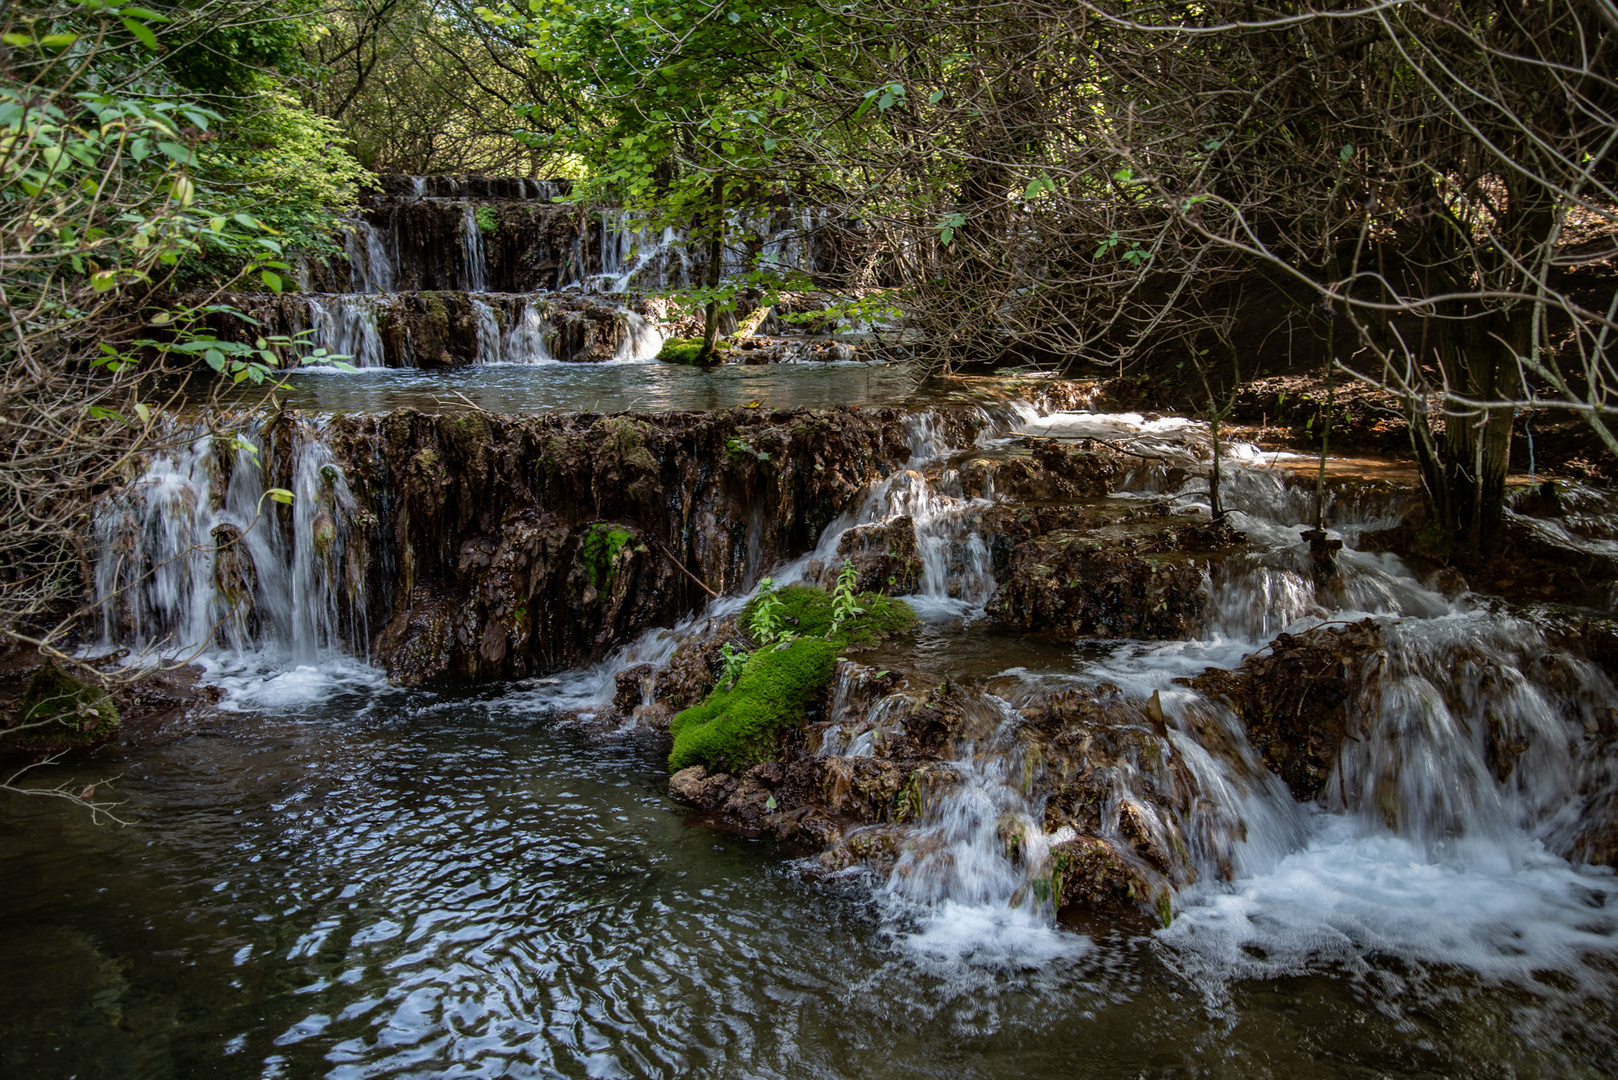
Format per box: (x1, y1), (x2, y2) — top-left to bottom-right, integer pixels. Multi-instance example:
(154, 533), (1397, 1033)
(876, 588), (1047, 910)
(4, 663), (1615, 1080)
(209, 361), (925, 417)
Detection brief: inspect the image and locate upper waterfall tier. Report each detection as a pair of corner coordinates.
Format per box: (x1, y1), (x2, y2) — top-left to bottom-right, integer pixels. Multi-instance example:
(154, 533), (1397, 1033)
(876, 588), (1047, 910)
(214, 291), (665, 369)
(291, 174), (839, 297)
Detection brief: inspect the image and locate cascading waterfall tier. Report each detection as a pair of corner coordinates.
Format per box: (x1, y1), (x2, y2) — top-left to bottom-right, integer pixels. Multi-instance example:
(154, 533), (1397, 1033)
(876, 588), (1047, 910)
(90, 398), (1618, 988)
(94, 421), (370, 663)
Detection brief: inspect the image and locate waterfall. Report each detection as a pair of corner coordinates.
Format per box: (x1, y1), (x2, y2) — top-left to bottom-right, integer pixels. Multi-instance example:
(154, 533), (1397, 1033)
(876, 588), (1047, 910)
(471, 298), (502, 364)
(612, 310), (666, 362)
(94, 423), (367, 663)
(344, 219), (395, 294)
(86, 396), (1618, 983)
(471, 298), (561, 365)
(502, 300), (555, 364)
(595, 214), (681, 292)
(307, 296), (385, 368)
(461, 204), (488, 292)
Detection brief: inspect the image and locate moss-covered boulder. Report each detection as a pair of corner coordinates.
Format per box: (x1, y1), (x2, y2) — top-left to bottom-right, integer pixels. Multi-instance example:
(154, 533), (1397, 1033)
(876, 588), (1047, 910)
(668, 584), (918, 773)
(10, 665), (119, 751)
(657, 337), (731, 365)
(669, 637), (842, 773)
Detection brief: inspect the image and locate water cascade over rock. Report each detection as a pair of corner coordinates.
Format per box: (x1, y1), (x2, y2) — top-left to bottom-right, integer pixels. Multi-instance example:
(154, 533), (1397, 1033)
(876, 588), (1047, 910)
(231, 175), (846, 373)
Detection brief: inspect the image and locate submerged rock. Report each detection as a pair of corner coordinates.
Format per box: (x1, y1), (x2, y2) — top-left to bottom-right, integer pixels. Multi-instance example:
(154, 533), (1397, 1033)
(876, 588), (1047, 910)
(8, 664), (120, 752)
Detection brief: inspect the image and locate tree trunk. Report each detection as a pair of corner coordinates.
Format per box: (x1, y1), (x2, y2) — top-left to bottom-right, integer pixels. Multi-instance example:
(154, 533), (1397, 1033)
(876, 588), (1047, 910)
(699, 174), (725, 363)
(1417, 305), (1521, 550)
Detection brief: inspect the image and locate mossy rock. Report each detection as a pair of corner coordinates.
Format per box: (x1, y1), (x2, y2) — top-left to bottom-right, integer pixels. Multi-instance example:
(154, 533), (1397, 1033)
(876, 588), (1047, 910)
(739, 584), (919, 648)
(667, 584), (919, 772)
(11, 665), (119, 751)
(657, 337), (728, 365)
(669, 637), (841, 773)
(580, 522), (639, 588)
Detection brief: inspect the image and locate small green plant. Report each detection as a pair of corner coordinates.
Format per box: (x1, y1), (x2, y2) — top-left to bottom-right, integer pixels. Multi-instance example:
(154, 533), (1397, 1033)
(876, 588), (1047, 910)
(475, 204), (498, 234)
(828, 558), (865, 639)
(747, 577), (790, 644)
(724, 435), (769, 462)
(717, 641), (750, 691)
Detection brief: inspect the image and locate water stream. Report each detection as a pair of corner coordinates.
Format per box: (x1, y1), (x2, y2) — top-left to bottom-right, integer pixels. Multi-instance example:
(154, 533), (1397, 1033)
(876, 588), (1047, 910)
(6, 380), (1618, 1077)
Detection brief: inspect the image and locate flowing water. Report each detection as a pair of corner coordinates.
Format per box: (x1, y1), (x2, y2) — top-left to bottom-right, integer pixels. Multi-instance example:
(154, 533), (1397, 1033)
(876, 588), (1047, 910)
(7, 385), (1618, 1078)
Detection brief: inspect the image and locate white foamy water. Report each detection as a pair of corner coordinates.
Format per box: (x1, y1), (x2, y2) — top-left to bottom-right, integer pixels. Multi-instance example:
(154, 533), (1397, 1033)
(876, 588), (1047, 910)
(1164, 816), (1618, 994)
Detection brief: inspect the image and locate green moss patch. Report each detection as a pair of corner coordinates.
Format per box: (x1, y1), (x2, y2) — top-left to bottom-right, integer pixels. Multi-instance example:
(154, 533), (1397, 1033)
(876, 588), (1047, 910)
(12, 664), (119, 750)
(668, 584), (918, 772)
(657, 337), (731, 365)
(657, 337), (707, 365)
(581, 522), (637, 588)
(669, 637), (840, 772)
(739, 584), (918, 648)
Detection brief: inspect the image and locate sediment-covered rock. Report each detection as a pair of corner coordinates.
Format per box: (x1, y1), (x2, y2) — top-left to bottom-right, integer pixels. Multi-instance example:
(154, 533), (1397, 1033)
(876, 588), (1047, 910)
(291, 406), (983, 684)
(1186, 620), (1378, 801)
(986, 531), (1209, 640)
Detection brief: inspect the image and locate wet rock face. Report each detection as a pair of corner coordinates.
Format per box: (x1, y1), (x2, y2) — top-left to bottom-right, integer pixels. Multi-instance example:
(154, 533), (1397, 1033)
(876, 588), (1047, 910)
(958, 439), (1125, 503)
(1187, 621), (1378, 801)
(213, 292), (645, 369)
(307, 406), (962, 685)
(807, 516), (923, 596)
(986, 530), (1208, 640)
(658, 667), (1251, 921)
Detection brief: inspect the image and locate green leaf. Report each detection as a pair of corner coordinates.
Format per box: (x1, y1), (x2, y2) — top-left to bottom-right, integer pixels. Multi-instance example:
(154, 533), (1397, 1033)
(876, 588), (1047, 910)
(158, 141), (194, 165)
(928, 88), (945, 104)
(121, 17), (158, 51)
(40, 33), (78, 47)
(1340, 143), (1354, 162)
(266, 488), (295, 506)
(261, 269), (283, 294)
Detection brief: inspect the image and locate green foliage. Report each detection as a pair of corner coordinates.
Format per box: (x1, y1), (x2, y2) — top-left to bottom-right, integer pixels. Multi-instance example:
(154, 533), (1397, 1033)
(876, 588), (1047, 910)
(195, 95), (372, 261)
(723, 435), (768, 462)
(746, 577), (791, 645)
(716, 641), (749, 692)
(828, 559), (864, 639)
(739, 583), (917, 649)
(158, 0), (320, 98)
(475, 204), (498, 234)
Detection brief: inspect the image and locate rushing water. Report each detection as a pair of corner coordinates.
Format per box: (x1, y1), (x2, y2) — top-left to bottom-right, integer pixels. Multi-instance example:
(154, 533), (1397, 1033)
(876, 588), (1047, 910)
(7, 390), (1618, 1078)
